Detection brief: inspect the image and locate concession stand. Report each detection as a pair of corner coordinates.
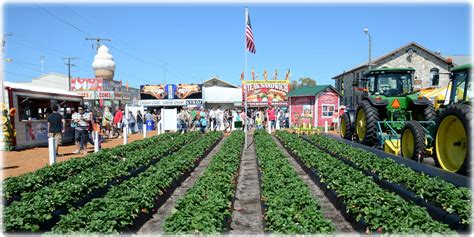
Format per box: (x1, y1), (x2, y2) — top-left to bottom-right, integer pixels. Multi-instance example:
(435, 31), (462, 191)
(3, 82), (83, 149)
(242, 80), (290, 107)
(286, 85), (341, 128)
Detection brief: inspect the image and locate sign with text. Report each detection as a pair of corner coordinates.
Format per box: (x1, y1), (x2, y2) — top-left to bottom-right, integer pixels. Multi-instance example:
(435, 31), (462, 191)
(242, 80), (290, 107)
(70, 78), (103, 91)
(138, 99), (203, 107)
(140, 84), (202, 100)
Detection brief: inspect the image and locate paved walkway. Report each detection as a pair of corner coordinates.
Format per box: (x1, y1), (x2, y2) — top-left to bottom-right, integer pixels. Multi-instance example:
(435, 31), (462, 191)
(230, 133), (264, 234)
(272, 135), (354, 233)
(136, 136), (227, 234)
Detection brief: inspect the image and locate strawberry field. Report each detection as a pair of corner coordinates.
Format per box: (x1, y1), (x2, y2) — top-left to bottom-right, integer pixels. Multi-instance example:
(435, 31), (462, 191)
(2, 130), (471, 235)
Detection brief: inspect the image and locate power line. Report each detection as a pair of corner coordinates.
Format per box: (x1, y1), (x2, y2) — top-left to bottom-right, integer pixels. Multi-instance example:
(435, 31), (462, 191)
(35, 4), (93, 37)
(3, 70), (36, 79)
(86, 37), (111, 51)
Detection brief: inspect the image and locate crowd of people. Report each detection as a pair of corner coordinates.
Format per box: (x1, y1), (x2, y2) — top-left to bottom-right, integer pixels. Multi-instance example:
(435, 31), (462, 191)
(176, 106), (290, 134)
(47, 104), (290, 155)
(48, 104), (161, 155)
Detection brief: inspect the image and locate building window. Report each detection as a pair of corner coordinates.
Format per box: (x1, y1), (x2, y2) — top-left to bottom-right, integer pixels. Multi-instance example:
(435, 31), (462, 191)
(430, 68), (440, 86)
(322, 104), (335, 118)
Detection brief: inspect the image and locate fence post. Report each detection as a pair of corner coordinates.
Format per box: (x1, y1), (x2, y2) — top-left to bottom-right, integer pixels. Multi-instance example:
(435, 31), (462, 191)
(48, 137), (56, 165)
(267, 121), (271, 134)
(325, 121), (328, 133)
(143, 123), (147, 138)
(123, 125), (128, 145)
(94, 131), (99, 153)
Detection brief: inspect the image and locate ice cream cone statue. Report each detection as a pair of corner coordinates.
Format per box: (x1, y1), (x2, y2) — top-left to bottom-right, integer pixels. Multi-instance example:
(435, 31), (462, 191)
(92, 45), (116, 81)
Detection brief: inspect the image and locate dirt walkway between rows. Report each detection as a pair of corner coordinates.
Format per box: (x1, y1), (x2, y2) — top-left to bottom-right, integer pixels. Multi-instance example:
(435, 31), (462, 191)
(136, 136), (228, 235)
(230, 133), (264, 234)
(272, 135), (355, 233)
(2, 133), (145, 179)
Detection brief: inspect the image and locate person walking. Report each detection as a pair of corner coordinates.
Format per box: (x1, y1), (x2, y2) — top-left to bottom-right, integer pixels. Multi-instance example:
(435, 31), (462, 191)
(267, 106), (276, 130)
(136, 110), (144, 134)
(209, 107), (217, 131)
(198, 107), (208, 134)
(113, 107), (123, 138)
(72, 106), (90, 154)
(128, 111), (136, 134)
(102, 107), (113, 138)
(47, 104), (65, 156)
(216, 106), (223, 131)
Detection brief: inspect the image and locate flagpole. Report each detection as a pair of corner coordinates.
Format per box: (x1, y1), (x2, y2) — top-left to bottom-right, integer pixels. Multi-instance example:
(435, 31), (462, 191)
(244, 6), (248, 149)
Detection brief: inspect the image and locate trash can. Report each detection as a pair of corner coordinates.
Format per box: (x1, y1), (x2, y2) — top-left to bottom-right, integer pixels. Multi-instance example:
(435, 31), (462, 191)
(146, 119), (154, 131)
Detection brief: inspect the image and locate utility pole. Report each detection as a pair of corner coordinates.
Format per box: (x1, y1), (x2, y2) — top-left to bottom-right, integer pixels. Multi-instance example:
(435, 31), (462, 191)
(85, 37), (111, 51)
(63, 57), (78, 91)
(1, 33), (12, 108)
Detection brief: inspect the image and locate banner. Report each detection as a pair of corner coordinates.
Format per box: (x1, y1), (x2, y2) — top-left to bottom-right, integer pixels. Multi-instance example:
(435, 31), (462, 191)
(290, 96), (314, 126)
(70, 78), (103, 91)
(76, 91), (95, 100)
(103, 80), (122, 92)
(140, 84), (202, 100)
(97, 91), (114, 100)
(242, 80), (290, 106)
(138, 99), (203, 107)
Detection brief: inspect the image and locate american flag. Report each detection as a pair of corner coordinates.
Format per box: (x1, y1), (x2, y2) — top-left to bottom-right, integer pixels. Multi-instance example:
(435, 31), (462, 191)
(245, 8), (256, 54)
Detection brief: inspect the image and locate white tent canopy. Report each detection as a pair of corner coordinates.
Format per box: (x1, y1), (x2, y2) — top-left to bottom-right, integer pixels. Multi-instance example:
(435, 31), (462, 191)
(203, 86), (242, 103)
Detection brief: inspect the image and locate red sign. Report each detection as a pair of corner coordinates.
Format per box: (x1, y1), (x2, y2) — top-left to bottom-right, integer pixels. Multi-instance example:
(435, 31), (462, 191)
(97, 91), (114, 99)
(71, 78), (103, 91)
(242, 80), (290, 107)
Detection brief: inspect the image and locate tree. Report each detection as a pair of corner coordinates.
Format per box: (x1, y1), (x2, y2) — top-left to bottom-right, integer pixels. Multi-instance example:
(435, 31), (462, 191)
(291, 77), (316, 89)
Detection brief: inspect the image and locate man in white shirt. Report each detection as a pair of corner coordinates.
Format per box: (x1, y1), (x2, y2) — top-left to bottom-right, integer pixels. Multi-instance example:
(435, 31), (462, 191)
(216, 106), (224, 131)
(209, 107), (217, 131)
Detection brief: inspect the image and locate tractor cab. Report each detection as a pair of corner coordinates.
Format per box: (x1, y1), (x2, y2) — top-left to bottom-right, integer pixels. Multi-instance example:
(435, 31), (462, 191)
(448, 64), (472, 104)
(361, 67), (415, 97)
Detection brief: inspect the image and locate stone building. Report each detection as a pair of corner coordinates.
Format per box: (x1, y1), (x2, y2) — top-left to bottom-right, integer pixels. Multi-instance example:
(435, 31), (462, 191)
(333, 42), (460, 108)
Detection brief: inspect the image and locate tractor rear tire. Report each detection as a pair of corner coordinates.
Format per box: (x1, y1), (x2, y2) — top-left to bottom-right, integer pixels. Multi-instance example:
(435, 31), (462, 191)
(434, 103), (471, 175)
(413, 103), (436, 121)
(340, 113), (353, 140)
(401, 121), (426, 161)
(355, 100), (379, 146)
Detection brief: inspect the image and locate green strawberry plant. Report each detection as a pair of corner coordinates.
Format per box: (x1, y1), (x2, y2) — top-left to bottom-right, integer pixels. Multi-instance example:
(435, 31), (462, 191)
(255, 131), (334, 234)
(50, 131), (223, 234)
(275, 131), (452, 234)
(308, 134), (471, 225)
(3, 132), (200, 232)
(163, 131), (244, 234)
(3, 132), (179, 203)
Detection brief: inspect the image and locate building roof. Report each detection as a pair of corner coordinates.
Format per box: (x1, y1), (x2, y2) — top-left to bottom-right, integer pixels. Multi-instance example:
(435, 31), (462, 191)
(443, 55), (472, 66)
(332, 41), (451, 79)
(4, 81), (83, 97)
(287, 85), (340, 97)
(32, 72), (69, 80)
(202, 77), (240, 88)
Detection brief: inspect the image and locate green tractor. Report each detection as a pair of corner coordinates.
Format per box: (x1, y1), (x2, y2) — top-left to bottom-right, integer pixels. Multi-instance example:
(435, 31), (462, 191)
(340, 67), (436, 159)
(432, 64), (471, 174)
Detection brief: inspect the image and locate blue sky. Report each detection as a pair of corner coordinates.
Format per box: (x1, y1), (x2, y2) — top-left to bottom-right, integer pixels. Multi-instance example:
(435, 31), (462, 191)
(3, 3), (471, 88)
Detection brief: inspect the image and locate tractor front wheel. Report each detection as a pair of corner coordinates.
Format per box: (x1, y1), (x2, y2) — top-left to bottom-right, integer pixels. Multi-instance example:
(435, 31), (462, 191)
(340, 113), (353, 140)
(355, 100), (379, 146)
(434, 103), (470, 175)
(401, 121), (426, 161)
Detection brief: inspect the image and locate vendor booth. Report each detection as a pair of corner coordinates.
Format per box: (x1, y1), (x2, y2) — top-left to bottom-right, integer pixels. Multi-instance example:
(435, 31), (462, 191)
(3, 82), (83, 149)
(202, 77), (242, 109)
(242, 79), (290, 107)
(287, 85), (341, 129)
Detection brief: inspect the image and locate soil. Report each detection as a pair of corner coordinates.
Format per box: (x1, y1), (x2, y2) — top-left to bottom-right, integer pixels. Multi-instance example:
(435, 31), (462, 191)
(2, 133), (145, 179)
(272, 135), (355, 233)
(230, 133), (264, 234)
(136, 136), (228, 234)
